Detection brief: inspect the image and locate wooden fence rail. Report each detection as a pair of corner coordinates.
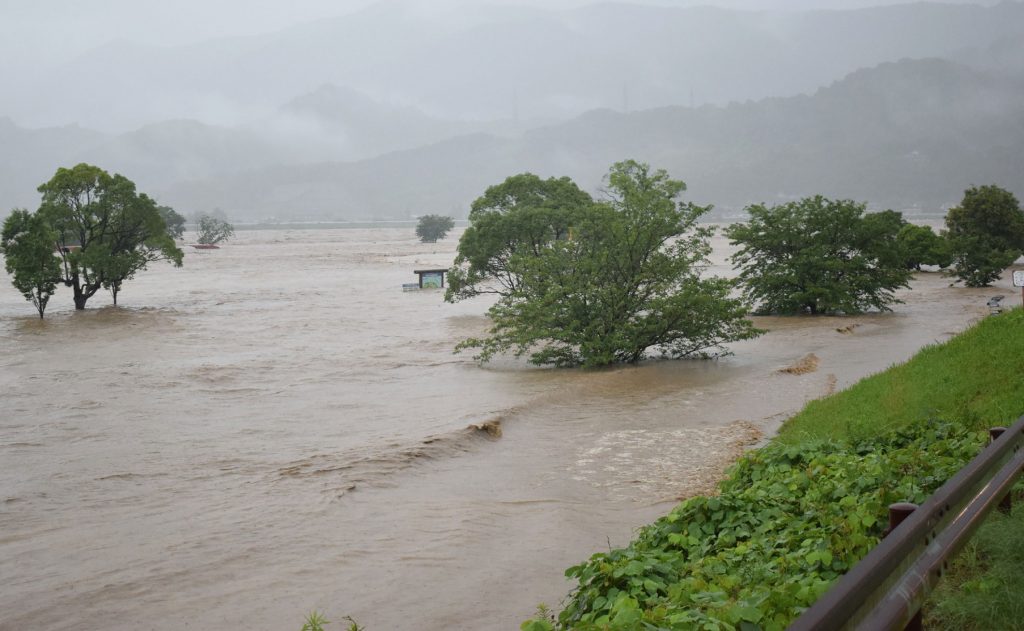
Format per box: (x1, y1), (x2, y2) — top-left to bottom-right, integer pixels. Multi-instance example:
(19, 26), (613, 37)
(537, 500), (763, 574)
(788, 415), (1024, 631)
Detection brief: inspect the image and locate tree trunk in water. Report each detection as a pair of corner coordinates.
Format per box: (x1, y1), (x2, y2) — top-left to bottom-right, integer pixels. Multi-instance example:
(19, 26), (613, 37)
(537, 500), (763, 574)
(73, 284), (88, 310)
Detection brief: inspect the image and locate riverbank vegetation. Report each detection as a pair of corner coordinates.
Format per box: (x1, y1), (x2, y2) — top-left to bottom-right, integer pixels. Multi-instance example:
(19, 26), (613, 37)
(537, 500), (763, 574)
(528, 308), (1024, 630)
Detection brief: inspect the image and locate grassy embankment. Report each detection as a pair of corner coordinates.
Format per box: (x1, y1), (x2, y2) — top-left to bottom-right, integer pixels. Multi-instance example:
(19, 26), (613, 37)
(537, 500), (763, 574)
(535, 308), (1024, 631)
(778, 307), (1024, 630)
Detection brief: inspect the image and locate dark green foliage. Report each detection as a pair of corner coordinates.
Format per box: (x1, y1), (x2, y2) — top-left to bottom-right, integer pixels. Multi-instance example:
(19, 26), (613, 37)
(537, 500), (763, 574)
(897, 224), (953, 270)
(157, 205), (187, 239)
(945, 185), (1024, 287)
(36, 163), (183, 310)
(415, 214), (455, 243)
(860, 209), (912, 271)
(556, 421), (984, 630)
(196, 214), (235, 245)
(446, 173), (593, 301)
(0, 209), (61, 318)
(456, 161), (761, 367)
(726, 196), (913, 315)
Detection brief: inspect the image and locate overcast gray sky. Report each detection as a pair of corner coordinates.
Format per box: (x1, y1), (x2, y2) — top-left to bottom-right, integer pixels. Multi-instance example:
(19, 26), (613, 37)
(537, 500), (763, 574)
(0, 0), (997, 67)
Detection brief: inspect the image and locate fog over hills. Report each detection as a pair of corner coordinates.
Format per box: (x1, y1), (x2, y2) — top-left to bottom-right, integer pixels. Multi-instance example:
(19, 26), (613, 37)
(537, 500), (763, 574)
(1, 1), (1022, 219)
(156, 57), (1024, 220)
(0, 85), (545, 212)
(4, 0), (1024, 130)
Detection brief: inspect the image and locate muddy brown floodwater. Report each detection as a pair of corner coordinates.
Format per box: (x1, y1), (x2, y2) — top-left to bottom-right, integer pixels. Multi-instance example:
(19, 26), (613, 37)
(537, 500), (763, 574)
(0, 227), (1008, 630)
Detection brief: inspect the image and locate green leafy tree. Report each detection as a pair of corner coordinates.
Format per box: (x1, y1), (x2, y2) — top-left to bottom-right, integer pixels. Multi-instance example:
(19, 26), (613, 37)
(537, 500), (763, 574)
(861, 209), (907, 265)
(897, 224), (952, 270)
(415, 214), (455, 243)
(945, 185), (1024, 287)
(1, 209), (61, 318)
(36, 163), (183, 310)
(196, 214), (235, 245)
(457, 161), (761, 367)
(726, 196), (913, 315)
(157, 205), (186, 239)
(445, 173), (593, 302)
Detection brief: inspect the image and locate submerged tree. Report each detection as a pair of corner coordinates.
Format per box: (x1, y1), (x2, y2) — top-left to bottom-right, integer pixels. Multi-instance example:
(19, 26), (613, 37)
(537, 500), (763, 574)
(35, 163), (183, 310)
(726, 196), (912, 315)
(157, 205), (187, 239)
(457, 161), (761, 367)
(196, 215), (235, 245)
(897, 223), (952, 270)
(445, 173), (593, 302)
(0, 209), (61, 318)
(415, 214), (455, 243)
(945, 185), (1024, 287)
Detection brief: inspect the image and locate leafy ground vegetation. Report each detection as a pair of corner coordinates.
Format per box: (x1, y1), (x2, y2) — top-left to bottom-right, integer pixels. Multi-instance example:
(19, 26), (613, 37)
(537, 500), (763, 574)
(527, 308), (1024, 630)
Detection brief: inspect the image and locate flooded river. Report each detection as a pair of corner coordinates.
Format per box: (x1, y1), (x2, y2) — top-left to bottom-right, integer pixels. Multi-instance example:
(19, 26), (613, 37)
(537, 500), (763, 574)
(0, 227), (1003, 630)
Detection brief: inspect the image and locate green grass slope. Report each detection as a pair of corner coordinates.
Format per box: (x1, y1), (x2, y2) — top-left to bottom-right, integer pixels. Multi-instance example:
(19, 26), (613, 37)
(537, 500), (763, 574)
(777, 308), (1024, 445)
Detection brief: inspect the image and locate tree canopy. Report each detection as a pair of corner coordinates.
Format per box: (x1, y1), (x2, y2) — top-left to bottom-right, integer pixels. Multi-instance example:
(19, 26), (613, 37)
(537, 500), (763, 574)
(196, 214), (235, 245)
(456, 161), (761, 367)
(158, 205), (186, 239)
(415, 214), (455, 243)
(896, 223), (952, 270)
(725, 196), (913, 315)
(445, 173), (593, 302)
(1, 209), (61, 318)
(2, 163), (184, 313)
(945, 185), (1024, 287)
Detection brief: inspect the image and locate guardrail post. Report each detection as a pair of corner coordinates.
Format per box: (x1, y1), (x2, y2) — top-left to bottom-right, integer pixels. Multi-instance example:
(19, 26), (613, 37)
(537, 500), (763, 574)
(989, 427), (1013, 514)
(886, 502), (918, 537)
(886, 502), (923, 631)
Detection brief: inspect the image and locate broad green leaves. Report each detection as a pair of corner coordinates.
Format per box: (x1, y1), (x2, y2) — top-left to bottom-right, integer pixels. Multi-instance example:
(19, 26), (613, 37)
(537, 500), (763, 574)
(554, 421), (983, 630)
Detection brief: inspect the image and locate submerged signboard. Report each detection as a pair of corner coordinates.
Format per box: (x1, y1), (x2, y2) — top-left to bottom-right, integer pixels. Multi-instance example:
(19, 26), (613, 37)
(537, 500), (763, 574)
(421, 272), (444, 289)
(412, 268), (448, 289)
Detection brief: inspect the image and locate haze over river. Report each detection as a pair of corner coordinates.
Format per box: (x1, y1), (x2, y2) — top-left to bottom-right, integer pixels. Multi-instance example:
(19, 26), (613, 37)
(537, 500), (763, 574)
(0, 227), (1002, 630)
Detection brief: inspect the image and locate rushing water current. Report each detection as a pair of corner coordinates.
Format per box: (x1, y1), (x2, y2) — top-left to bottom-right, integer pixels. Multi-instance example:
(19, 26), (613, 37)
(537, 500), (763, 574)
(0, 227), (1001, 630)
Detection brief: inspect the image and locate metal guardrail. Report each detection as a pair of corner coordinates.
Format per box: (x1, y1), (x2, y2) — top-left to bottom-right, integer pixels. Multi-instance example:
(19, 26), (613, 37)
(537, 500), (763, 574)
(789, 415), (1024, 631)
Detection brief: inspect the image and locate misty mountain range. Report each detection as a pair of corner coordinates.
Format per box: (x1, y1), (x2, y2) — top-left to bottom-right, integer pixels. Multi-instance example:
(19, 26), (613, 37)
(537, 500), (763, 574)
(2, 1), (1024, 220)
